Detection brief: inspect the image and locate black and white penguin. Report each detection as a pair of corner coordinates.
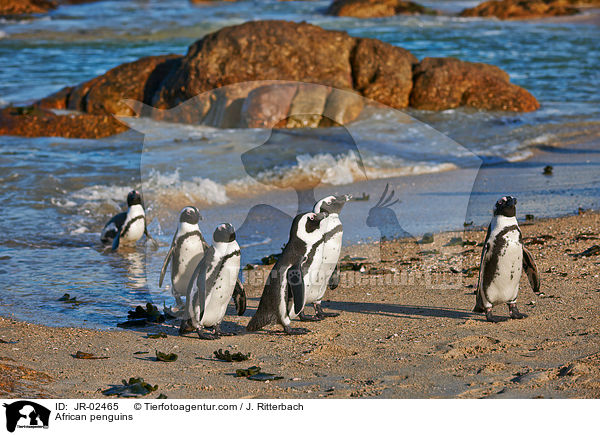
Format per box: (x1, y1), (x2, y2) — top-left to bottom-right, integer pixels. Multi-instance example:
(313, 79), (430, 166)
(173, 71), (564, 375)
(184, 223), (245, 339)
(100, 190), (157, 250)
(246, 212), (328, 335)
(474, 196), (541, 322)
(159, 206), (207, 314)
(299, 194), (351, 321)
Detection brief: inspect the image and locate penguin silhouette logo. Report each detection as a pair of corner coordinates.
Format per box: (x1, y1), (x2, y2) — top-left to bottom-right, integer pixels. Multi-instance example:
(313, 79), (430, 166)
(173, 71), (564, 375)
(366, 183), (410, 242)
(3, 401), (50, 432)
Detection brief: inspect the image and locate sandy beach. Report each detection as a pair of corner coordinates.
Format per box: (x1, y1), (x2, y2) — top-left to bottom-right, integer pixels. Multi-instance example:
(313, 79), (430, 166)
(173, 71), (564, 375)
(2, 210), (599, 399)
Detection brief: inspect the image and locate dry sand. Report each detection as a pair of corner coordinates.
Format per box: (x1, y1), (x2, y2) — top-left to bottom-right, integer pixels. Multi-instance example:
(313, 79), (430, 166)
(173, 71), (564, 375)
(1, 211), (599, 399)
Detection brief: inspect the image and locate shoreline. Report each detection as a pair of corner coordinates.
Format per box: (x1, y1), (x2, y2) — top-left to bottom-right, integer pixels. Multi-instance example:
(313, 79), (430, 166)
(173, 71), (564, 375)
(2, 211), (599, 398)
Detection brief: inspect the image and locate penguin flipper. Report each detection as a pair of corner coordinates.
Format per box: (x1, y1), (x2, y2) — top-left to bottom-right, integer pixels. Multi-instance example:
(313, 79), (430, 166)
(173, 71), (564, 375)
(287, 262), (305, 316)
(473, 225), (491, 313)
(101, 212), (126, 244)
(111, 231), (120, 251)
(187, 256), (208, 326)
(328, 263), (340, 290)
(233, 279), (247, 316)
(522, 247), (541, 294)
(159, 241), (176, 288)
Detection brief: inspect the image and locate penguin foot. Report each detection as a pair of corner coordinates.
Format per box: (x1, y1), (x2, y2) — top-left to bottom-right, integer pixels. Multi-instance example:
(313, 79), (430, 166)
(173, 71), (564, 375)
(197, 330), (220, 340)
(485, 309), (499, 323)
(214, 325), (235, 337)
(508, 304), (527, 320)
(283, 325), (309, 335)
(179, 319), (195, 335)
(314, 305), (340, 318)
(298, 312), (323, 322)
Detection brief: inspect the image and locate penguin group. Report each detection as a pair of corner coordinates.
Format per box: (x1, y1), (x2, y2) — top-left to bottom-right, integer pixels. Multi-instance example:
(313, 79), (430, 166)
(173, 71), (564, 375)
(101, 190), (541, 338)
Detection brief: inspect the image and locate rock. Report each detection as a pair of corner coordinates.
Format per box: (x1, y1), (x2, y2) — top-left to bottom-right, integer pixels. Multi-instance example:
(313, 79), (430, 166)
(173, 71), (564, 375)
(286, 84), (331, 128)
(0, 0), (57, 16)
(154, 20), (356, 109)
(36, 86), (74, 110)
(322, 89), (365, 126)
(21, 20), (540, 138)
(328, 0), (438, 17)
(459, 0), (580, 20)
(410, 57), (540, 112)
(241, 83), (299, 128)
(65, 55), (182, 117)
(0, 106), (128, 138)
(351, 38), (417, 108)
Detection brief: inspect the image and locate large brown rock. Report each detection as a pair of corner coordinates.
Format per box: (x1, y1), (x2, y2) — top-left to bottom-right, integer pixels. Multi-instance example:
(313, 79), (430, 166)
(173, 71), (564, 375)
(241, 83), (299, 128)
(328, 0), (437, 17)
(0, 0), (56, 16)
(0, 106), (128, 138)
(351, 38), (417, 109)
(459, 0), (580, 19)
(21, 20), (540, 138)
(154, 20), (356, 108)
(59, 55), (181, 117)
(410, 57), (540, 112)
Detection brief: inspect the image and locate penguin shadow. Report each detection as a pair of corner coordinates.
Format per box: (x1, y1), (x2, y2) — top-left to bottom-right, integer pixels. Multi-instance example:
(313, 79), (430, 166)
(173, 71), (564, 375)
(324, 301), (476, 320)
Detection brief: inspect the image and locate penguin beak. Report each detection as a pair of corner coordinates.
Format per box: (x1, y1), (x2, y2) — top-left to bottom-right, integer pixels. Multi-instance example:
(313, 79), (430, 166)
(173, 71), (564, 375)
(334, 194), (351, 204)
(314, 212), (328, 221)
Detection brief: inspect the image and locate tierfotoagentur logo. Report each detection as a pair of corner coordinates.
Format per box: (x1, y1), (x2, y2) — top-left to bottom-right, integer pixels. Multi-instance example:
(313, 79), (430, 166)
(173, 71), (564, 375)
(3, 401), (50, 432)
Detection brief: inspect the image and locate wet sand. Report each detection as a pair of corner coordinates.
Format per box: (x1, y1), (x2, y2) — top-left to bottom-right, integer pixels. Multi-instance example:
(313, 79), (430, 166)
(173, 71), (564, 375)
(1, 211), (599, 399)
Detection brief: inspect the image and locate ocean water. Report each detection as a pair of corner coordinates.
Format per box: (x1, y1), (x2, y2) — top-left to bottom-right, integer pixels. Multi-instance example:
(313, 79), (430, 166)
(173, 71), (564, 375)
(0, 0), (598, 328)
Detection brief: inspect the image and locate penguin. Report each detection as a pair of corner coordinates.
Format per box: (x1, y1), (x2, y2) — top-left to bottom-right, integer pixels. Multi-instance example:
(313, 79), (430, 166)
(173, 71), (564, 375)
(100, 190), (157, 250)
(246, 211), (328, 335)
(474, 196), (541, 322)
(183, 223), (245, 340)
(299, 194), (351, 321)
(159, 206), (207, 314)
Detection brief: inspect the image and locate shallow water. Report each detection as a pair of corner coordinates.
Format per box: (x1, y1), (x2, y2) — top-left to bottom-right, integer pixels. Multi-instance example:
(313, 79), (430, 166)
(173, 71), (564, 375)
(0, 0), (598, 328)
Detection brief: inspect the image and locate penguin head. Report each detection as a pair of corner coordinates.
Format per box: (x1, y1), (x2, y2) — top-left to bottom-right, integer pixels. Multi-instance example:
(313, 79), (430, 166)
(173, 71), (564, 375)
(179, 206), (201, 225)
(494, 196), (517, 217)
(299, 212), (327, 238)
(126, 190), (143, 207)
(213, 223), (236, 243)
(314, 194), (351, 215)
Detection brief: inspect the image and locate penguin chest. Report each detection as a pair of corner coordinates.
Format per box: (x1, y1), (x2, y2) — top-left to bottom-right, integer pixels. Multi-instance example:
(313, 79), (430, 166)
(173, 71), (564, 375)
(484, 232), (523, 305)
(121, 217), (145, 244)
(303, 244), (325, 304)
(317, 231), (343, 299)
(201, 256), (240, 327)
(172, 237), (204, 296)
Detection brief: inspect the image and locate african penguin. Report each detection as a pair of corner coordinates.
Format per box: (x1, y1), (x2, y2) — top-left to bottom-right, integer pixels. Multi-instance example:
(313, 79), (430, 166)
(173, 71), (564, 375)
(474, 196), (541, 322)
(183, 223), (245, 339)
(246, 212), (328, 335)
(299, 194), (351, 321)
(100, 190), (157, 250)
(159, 206), (207, 315)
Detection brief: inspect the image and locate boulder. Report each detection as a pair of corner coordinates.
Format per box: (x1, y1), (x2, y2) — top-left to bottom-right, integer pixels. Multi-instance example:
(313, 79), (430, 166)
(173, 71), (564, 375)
(154, 20), (356, 109)
(410, 57), (540, 112)
(327, 0), (438, 18)
(241, 83), (299, 128)
(21, 20), (541, 138)
(459, 0), (580, 19)
(59, 55), (182, 117)
(351, 38), (417, 109)
(0, 106), (128, 138)
(0, 0), (57, 16)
